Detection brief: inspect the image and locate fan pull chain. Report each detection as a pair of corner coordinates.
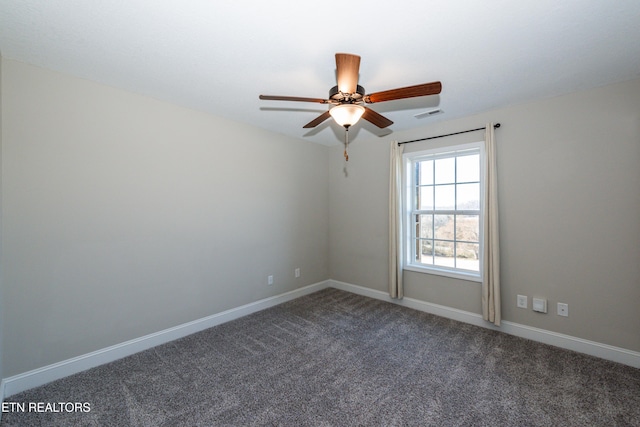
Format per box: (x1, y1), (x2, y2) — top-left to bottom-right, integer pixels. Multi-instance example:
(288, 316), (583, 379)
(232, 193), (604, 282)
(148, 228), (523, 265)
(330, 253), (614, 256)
(344, 127), (349, 161)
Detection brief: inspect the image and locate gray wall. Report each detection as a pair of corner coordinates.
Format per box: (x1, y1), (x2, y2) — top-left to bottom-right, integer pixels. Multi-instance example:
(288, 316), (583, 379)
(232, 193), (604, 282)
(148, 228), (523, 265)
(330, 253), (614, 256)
(330, 78), (640, 352)
(1, 59), (330, 377)
(0, 54), (4, 383)
(2, 55), (639, 379)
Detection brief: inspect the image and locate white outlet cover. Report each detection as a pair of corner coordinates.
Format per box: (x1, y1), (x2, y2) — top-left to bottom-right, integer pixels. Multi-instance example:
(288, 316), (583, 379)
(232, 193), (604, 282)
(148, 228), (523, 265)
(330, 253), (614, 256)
(532, 298), (547, 313)
(557, 302), (569, 317)
(517, 295), (528, 309)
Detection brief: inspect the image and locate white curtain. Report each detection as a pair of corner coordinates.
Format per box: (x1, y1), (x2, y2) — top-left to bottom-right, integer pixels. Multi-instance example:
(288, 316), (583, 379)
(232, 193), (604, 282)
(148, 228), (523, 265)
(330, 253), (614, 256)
(389, 140), (404, 299)
(482, 123), (501, 326)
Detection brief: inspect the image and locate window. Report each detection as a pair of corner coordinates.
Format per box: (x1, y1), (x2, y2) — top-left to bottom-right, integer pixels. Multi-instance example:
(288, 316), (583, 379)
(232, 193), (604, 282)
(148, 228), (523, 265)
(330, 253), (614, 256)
(403, 142), (484, 281)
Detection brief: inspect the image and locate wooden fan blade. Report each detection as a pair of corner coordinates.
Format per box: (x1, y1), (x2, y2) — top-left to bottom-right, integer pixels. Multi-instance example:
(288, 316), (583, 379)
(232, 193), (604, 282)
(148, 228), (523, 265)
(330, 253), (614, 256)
(365, 81), (442, 104)
(335, 53), (361, 94)
(303, 110), (332, 128)
(362, 107), (394, 128)
(259, 95), (329, 103)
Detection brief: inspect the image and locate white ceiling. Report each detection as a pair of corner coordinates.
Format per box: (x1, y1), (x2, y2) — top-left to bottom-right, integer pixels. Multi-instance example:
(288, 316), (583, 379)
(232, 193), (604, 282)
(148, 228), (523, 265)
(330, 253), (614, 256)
(2, 1), (640, 146)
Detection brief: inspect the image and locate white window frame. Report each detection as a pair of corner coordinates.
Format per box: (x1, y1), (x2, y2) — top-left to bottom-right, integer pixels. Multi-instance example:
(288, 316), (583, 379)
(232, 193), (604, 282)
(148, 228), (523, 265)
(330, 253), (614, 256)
(403, 141), (485, 282)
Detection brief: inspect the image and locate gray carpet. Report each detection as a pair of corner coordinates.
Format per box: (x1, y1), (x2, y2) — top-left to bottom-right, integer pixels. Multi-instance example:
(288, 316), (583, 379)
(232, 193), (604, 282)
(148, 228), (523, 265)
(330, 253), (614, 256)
(1, 288), (639, 426)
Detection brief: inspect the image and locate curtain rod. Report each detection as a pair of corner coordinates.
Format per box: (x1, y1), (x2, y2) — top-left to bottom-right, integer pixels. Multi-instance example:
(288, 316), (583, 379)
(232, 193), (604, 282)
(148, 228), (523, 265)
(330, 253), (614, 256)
(398, 123), (501, 145)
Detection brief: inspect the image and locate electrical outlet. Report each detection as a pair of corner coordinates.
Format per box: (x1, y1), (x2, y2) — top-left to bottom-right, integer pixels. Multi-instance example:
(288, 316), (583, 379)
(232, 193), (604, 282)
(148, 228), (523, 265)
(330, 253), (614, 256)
(295, 268), (300, 278)
(267, 275), (274, 286)
(532, 298), (547, 313)
(557, 302), (569, 317)
(517, 295), (528, 309)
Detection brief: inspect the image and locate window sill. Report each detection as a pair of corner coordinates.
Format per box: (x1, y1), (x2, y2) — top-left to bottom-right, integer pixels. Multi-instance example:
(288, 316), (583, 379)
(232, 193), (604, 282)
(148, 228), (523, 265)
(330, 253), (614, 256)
(403, 264), (482, 283)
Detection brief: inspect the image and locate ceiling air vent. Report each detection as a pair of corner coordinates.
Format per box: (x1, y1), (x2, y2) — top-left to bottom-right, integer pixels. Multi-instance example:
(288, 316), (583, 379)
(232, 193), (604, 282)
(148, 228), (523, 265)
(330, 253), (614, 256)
(414, 109), (443, 119)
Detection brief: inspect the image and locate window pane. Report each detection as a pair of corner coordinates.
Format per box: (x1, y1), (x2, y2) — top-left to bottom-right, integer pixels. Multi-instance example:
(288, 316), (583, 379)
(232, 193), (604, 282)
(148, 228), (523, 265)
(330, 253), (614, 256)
(417, 160), (433, 185)
(456, 183), (480, 210)
(457, 154), (480, 183)
(434, 185), (455, 210)
(417, 239), (434, 264)
(456, 215), (479, 243)
(434, 240), (455, 267)
(417, 214), (433, 238)
(417, 186), (434, 210)
(435, 157), (455, 184)
(434, 215), (453, 240)
(456, 243), (479, 271)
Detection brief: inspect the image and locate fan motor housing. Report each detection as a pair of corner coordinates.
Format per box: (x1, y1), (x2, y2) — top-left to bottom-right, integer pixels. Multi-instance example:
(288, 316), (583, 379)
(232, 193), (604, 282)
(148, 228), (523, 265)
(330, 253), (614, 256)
(329, 85), (365, 103)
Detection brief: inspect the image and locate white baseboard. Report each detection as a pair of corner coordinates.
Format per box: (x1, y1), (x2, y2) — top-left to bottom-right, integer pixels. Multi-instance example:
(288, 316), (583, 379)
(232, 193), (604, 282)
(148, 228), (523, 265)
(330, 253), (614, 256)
(2, 278), (638, 405)
(1, 280), (330, 399)
(328, 279), (640, 369)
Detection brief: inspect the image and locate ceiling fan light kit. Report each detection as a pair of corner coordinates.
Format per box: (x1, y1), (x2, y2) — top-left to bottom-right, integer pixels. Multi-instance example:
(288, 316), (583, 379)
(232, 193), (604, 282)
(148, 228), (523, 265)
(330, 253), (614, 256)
(259, 53), (442, 160)
(329, 104), (365, 127)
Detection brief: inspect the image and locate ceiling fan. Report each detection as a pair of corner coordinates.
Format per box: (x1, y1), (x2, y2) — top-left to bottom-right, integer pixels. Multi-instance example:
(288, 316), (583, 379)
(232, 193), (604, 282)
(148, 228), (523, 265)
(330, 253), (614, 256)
(259, 53), (441, 160)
